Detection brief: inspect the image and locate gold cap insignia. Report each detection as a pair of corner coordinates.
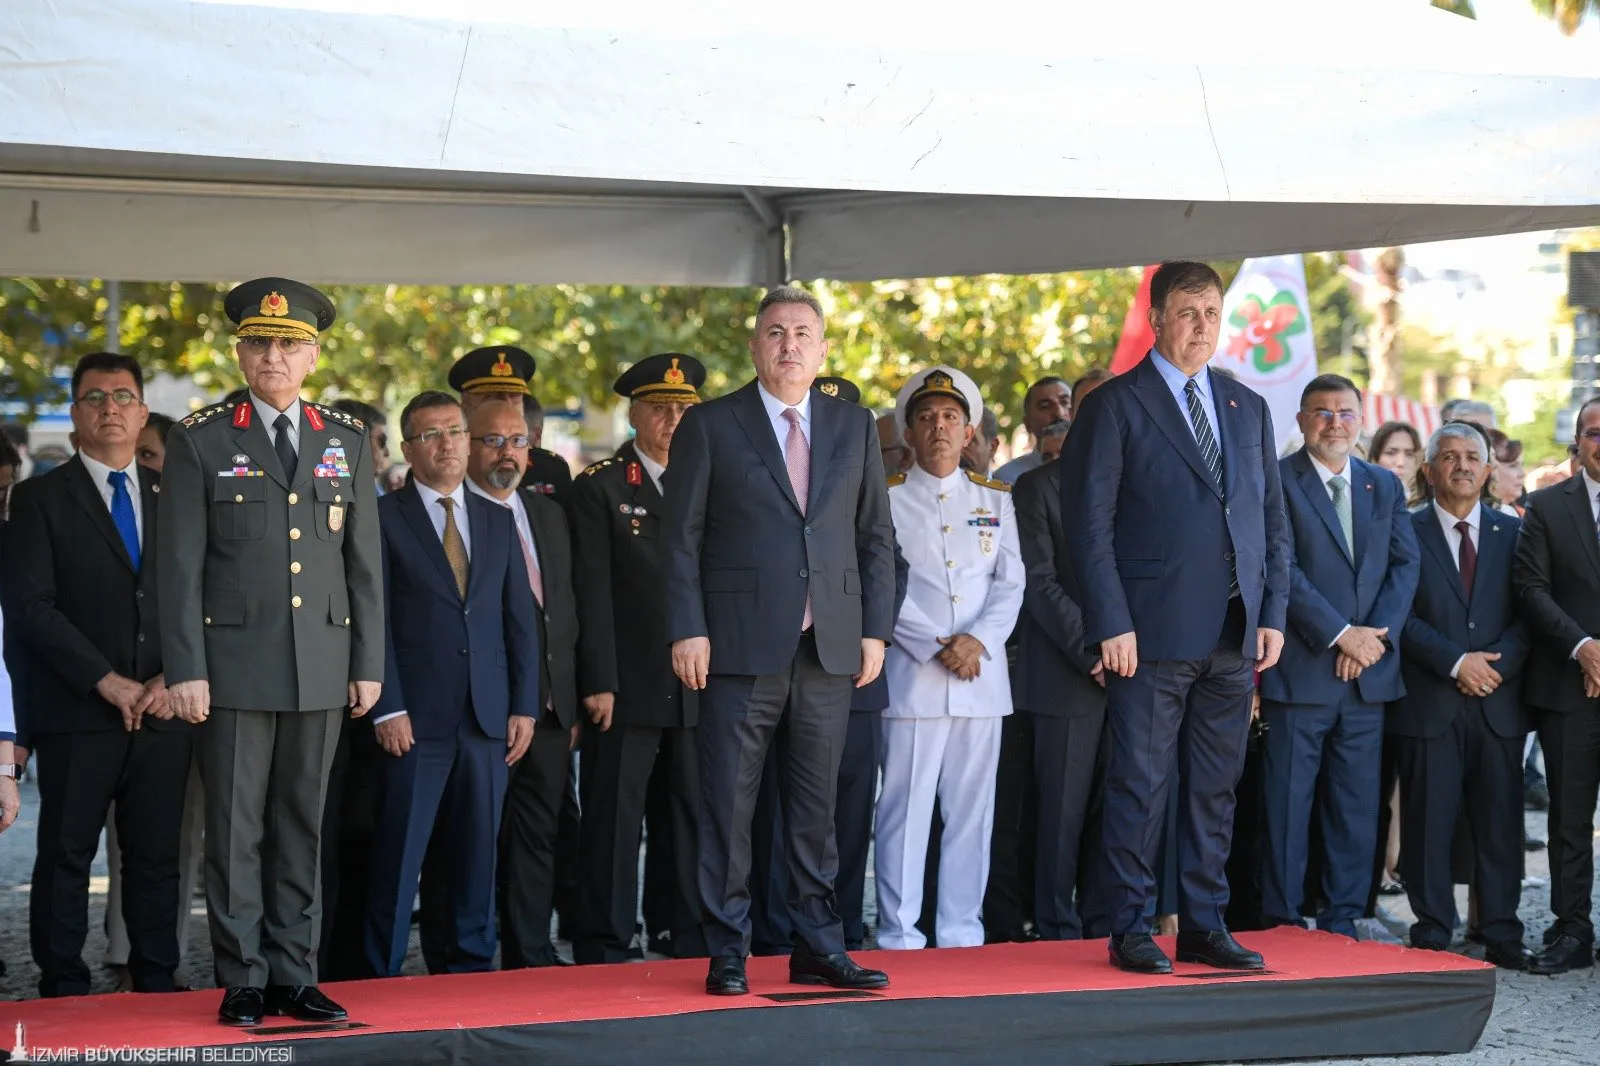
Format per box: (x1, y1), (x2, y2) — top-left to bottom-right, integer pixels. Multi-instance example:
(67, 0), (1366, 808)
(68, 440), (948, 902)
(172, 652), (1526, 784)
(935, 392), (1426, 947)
(927, 371), (954, 389)
(490, 353), (514, 377)
(820, 381), (839, 396)
(663, 357), (686, 385)
(260, 292), (290, 317)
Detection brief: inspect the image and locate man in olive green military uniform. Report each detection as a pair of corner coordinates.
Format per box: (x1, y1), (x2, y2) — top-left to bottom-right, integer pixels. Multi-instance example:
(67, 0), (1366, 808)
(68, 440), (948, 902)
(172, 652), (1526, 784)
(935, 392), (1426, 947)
(159, 278), (383, 1026)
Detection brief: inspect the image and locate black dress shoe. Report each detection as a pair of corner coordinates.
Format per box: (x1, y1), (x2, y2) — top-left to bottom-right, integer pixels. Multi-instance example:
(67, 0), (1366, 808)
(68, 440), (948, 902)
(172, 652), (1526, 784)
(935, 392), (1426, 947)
(1008, 924), (1043, 944)
(265, 985), (348, 1022)
(1483, 939), (1533, 971)
(1108, 933), (1172, 974)
(1523, 829), (1547, 853)
(1176, 930), (1265, 970)
(219, 986), (265, 1026)
(1528, 934), (1594, 976)
(789, 950), (889, 989)
(1524, 780), (1550, 811)
(706, 957), (748, 996)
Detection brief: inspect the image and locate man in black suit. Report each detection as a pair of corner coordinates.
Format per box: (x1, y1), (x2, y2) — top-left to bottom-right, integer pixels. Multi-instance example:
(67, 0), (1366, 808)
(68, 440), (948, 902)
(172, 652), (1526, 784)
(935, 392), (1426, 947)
(1392, 422), (1531, 969)
(1013, 425), (1107, 940)
(570, 354), (708, 965)
(2, 352), (190, 997)
(452, 397), (579, 969)
(665, 286), (897, 996)
(1514, 395), (1600, 975)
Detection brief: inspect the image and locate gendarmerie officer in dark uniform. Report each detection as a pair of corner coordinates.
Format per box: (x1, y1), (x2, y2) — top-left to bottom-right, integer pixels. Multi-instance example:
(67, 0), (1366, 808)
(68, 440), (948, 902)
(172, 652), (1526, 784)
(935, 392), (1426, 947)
(447, 346), (572, 497)
(570, 354), (708, 964)
(160, 279), (383, 1026)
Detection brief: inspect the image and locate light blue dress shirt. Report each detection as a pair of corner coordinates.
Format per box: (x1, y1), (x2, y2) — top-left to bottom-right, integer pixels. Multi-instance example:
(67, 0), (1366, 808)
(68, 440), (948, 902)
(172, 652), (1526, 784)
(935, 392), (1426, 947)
(1149, 349), (1221, 452)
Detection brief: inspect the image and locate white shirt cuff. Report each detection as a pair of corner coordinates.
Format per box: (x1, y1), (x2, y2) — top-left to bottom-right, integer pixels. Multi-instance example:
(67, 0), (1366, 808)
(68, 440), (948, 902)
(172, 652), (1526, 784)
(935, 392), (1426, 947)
(373, 711), (407, 725)
(1449, 655), (1466, 680)
(1329, 624), (1351, 649)
(1573, 637), (1593, 661)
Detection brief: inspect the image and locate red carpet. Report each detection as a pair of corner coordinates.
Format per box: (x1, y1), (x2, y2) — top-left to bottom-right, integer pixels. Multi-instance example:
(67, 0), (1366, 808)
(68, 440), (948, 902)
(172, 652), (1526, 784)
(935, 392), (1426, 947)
(0, 929), (1493, 1065)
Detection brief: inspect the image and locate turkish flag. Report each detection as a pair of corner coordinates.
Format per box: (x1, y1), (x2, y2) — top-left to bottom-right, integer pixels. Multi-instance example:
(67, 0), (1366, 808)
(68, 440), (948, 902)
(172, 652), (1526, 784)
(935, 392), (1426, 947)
(1110, 265), (1159, 375)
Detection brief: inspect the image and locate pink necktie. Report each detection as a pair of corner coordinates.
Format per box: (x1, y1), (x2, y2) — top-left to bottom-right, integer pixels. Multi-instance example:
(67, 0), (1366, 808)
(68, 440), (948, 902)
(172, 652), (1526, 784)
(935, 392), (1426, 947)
(517, 524), (544, 607)
(782, 408), (813, 631)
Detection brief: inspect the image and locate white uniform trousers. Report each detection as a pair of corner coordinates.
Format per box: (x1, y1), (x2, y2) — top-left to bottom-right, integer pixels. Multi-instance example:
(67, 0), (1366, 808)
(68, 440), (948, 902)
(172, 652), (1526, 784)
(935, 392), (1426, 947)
(874, 715), (1003, 949)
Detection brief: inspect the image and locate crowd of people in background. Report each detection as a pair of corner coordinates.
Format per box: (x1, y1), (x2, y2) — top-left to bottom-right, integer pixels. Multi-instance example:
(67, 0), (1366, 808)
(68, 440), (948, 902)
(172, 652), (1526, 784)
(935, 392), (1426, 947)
(1, 264), (1599, 1028)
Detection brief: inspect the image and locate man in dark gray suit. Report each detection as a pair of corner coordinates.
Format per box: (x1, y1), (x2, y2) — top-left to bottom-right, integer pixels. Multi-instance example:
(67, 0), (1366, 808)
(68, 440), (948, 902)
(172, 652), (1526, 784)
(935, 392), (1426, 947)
(160, 278), (384, 1026)
(664, 286), (898, 996)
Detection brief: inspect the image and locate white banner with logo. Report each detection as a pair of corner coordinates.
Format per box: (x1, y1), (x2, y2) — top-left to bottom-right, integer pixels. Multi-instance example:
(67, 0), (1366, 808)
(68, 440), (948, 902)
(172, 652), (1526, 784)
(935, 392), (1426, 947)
(1209, 254), (1318, 455)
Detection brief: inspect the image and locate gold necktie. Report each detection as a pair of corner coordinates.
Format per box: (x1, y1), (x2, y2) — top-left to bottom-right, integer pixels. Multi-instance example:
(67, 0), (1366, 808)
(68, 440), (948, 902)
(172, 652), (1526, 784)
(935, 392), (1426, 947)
(440, 496), (468, 599)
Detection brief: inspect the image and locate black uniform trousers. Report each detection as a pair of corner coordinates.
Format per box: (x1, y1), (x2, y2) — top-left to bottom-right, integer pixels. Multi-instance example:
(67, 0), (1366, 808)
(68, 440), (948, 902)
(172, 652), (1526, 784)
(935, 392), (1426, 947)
(1031, 707), (1104, 940)
(1394, 704), (1524, 949)
(1537, 703), (1600, 946)
(575, 722), (704, 963)
(494, 709), (574, 968)
(984, 707), (1038, 939)
(31, 729), (192, 997)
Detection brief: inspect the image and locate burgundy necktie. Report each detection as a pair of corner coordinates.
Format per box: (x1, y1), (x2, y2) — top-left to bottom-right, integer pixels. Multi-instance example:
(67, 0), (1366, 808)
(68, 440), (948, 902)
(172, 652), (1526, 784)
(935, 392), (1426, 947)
(1456, 520), (1476, 600)
(782, 408), (813, 631)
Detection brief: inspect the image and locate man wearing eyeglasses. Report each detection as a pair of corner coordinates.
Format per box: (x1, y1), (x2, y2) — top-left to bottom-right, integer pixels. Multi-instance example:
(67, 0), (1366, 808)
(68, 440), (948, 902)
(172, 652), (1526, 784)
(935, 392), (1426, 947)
(459, 399), (580, 969)
(1514, 395), (1600, 975)
(2, 352), (190, 998)
(1258, 374), (1418, 939)
(361, 391), (540, 978)
(157, 278), (383, 1026)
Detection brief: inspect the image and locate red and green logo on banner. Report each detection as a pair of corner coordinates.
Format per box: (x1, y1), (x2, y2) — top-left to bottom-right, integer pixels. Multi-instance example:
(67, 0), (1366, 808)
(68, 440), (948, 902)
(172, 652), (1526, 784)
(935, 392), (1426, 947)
(1224, 291), (1306, 375)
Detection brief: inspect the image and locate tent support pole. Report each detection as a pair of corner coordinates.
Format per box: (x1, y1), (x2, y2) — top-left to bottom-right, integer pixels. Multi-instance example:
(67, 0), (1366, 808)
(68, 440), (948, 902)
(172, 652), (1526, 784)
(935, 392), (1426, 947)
(740, 188), (789, 287)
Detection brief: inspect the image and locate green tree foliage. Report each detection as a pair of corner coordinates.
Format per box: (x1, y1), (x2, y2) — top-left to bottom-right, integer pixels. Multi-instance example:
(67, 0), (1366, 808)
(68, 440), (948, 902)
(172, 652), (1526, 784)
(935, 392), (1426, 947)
(1531, 0), (1598, 34)
(1, 255), (1362, 433)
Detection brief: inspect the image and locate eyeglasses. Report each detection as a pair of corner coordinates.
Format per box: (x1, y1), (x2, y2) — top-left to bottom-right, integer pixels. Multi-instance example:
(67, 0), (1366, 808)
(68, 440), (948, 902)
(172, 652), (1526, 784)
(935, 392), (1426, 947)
(75, 388), (142, 409)
(1309, 409), (1361, 425)
(472, 434), (530, 450)
(1581, 428), (1600, 444)
(404, 426), (468, 445)
(239, 337), (312, 356)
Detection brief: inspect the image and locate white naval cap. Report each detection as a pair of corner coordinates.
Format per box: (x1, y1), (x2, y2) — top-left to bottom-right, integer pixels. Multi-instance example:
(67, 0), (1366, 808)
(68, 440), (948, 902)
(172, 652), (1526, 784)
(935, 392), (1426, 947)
(895, 365), (984, 428)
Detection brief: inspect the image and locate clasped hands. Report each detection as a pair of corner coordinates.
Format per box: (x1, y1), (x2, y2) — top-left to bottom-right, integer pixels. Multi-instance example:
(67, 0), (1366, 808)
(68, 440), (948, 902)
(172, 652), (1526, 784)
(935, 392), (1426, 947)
(96, 672), (170, 731)
(1334, 625), (1389, 683)
(936, 633), (986, 681)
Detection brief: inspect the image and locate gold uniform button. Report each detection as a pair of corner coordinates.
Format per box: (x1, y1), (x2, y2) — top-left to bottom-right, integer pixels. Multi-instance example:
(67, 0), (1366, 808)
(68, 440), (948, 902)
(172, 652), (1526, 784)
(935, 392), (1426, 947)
(291, 595), (302, 608)
(344, 617), (351, 626)
(951, 595), (961, 603)
(290, 562), (302, 574)
(334, 494), (342, 503)
(289, 528), (301, 540)
(234, 494), (244, 503)
(204, 616), (212, 625)
(288, 492), (299, 505)
(947, 560), (956, 569)
(943, 525), (952, 533)
(938, 493), (949, 502)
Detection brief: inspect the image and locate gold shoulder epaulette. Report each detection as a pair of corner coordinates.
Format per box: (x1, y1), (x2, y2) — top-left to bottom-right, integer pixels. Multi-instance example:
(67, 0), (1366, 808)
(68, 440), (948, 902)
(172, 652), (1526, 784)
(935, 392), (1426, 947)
(579, 458), (617, 479)
(179, 402), (231, 430)
(966, 470), (1011, 493)
(314, 402), (367, 433)
(886, 471), (908, 487)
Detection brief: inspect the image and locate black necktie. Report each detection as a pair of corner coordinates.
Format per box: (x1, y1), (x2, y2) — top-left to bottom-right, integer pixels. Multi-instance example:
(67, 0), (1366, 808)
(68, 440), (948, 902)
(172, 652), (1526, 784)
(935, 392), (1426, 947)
(273, 413), (297, 480)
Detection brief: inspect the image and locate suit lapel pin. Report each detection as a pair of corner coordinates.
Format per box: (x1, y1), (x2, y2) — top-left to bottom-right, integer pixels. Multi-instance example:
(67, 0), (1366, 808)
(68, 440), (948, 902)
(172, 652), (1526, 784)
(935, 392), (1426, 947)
(1492, 525), (1500, 532)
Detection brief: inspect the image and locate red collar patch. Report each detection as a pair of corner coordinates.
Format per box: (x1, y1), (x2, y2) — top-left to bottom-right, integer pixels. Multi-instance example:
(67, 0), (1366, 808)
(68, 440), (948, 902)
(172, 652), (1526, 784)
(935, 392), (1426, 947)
(232, 403), (251, 429)
(304, 404), (325, 432)
(626, 461), (642, 486)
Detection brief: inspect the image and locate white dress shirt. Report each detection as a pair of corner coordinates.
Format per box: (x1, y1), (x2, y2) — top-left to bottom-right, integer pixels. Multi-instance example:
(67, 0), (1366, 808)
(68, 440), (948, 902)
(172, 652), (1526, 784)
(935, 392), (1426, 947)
(636, 449), (667, 496)
(1433, 500), (1481, 680)
(1308, 453), (1353, 647)
(414, 480), (472, 559)
(467, 479), (540, 571)
(252, 392), (301, 454)
(757, 381), (812, 451)
(78, 451), (143, 548)
(1574, 469), (1600, 661)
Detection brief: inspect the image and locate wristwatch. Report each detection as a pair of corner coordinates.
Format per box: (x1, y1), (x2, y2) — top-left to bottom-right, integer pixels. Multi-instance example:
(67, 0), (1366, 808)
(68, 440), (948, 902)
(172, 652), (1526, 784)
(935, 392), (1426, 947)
(0, 764), (17, 779)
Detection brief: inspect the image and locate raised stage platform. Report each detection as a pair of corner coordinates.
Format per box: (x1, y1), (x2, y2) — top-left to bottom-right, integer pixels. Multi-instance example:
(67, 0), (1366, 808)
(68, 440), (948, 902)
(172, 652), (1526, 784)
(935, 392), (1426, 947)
(1, 929), (1494, 1065)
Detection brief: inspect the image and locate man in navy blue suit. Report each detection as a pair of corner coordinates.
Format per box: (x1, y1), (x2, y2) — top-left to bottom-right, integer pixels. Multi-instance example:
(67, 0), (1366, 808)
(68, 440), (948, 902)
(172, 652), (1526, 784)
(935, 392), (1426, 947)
(1063, 261), (1291, 974)
(1258, 375), (1418, 938)
(1391, 422), (1531, 969)
(363, 391), (541, 976)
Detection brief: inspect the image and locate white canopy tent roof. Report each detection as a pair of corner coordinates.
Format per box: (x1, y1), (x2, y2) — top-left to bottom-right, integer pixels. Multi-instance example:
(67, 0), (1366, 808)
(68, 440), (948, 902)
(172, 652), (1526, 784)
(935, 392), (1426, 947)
(2, 0), (1598, 287)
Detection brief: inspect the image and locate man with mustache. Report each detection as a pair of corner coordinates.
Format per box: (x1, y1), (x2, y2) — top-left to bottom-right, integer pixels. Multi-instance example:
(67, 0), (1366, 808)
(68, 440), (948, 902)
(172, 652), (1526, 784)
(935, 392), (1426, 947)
(1259, 374), (1418, 939)
(463, 398), (581, 969)
(874, 367), (1023, 950)
(159, 279), (383, 1024)
(1390, 422), (1531, 969)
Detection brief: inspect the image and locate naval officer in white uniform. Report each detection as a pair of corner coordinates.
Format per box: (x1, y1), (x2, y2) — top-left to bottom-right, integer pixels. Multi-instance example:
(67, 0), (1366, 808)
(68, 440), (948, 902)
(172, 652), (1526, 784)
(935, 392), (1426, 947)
(875, 366), (1024, 950)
